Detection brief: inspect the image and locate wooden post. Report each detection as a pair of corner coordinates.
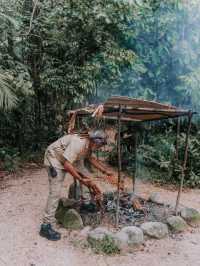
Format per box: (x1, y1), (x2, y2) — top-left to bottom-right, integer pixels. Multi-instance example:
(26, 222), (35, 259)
(74, 116), (80, 200)
(175, 112), (193, 215)
(116, 105), (122, 228)
(132, 132), (138, 192)
(175, 117), (180, 160)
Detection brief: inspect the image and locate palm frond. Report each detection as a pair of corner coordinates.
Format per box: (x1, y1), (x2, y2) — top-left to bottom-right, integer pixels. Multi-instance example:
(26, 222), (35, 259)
(0, 12), (19, 29)
(0, 72), (18, 110)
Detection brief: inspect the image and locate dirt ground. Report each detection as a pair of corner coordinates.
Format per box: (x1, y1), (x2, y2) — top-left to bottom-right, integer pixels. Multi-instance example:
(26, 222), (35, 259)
(0, 167), (200, 266)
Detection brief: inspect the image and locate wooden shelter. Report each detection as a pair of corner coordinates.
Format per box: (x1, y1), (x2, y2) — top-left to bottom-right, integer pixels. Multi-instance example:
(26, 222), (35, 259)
(68, 96), (195, 226)
(68, 96), (191, 121)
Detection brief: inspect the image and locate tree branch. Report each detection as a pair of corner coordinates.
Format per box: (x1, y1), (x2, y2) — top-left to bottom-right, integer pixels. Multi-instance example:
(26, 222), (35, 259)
(26, 0), (39, 36)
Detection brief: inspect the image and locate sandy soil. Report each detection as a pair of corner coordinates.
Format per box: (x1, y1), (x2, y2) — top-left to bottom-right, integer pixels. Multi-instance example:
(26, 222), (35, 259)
(0, 167), (200, 266)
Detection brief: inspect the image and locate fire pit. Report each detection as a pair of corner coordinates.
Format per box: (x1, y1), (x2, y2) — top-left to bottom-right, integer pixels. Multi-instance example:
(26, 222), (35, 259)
(57, 190), (200, 254)
(79, 192), (174, 228)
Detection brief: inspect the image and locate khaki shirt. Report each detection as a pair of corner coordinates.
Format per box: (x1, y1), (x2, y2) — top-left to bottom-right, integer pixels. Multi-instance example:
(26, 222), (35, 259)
(44, 134), (90, 170)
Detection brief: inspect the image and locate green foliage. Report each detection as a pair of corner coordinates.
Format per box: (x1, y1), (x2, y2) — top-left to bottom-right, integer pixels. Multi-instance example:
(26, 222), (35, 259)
(1, 0), (200, 187)
(177, 68), (200, 111)
(89, 235), (120, 255)
(181, 132), (200, 187)
(0, 0), (137, 157)
(0, 12), (19, 110)
(34, 0), (137, 103)
(96, 0), (200, 109)
(107, 120), (200, 188)
(137, 132), (176, 183)
(0, 147), (20, 172)
(138, 127), (200, 188)
(0, 70), (18, 110)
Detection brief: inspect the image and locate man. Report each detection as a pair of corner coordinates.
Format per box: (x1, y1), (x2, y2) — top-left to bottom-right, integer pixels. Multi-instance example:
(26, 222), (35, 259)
(40, 129), (109, 241)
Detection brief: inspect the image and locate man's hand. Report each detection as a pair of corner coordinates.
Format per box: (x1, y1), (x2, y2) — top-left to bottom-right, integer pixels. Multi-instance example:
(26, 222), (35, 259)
(89, 156), (112, 175)
(63, 160), (102, 205)
(102, 173), (124, 191)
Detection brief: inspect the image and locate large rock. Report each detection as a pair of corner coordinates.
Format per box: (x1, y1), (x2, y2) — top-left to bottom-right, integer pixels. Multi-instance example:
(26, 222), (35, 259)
(80, 226), (92, 237)
(114, 226), (144, 250)
(166, 216), (188, 233)
(56, 208), (83, 230)
(149, 192), (164, 205)
(181, 207), (200, 226)
(141, 222), (168, 239)
(60, 197), (77, 208)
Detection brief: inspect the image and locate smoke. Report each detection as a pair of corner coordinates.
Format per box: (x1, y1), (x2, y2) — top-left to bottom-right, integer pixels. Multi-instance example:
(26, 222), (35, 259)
(96, 0), (200, 112)
(171, 0), (200, 111)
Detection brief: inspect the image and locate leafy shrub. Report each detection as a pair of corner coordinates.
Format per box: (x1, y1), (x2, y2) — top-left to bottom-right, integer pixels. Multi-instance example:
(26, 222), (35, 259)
(107, 123), (200, 188)
(139, 131), (200, 187)
(89, 235), (120, 255)
(0, 147), (20, 172)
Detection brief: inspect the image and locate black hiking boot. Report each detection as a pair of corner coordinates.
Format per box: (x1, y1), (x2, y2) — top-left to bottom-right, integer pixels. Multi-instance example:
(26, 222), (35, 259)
(39, 223), (61, 241)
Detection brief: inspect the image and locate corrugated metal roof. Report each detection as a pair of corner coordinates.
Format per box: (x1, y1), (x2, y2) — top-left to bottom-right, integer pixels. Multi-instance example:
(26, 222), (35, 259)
(103, 96), (191, 121)
(68, 96), (193, 122)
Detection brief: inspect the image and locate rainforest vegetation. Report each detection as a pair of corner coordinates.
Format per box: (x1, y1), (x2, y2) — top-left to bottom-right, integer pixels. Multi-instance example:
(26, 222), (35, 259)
(1, 0), (200, 187)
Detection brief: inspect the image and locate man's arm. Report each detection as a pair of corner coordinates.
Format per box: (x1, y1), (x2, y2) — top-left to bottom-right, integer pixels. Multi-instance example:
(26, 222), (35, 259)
(63, 160), (77, 176)
(63, 160), (102, 198)
(63, 160), (89, 182)
(88, 156), (124, 190)
(88, 156), (112, 175)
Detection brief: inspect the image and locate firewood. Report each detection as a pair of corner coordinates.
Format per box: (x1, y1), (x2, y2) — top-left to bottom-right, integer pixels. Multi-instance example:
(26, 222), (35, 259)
(131, 196), (143, 211)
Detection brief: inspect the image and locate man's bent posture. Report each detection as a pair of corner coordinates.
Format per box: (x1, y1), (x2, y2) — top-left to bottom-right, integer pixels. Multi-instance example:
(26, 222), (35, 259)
(40, 130), (108, 241)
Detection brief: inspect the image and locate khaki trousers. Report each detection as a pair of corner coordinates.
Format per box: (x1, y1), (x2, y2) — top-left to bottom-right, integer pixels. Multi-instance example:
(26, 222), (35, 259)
(43, 167), (65, 225)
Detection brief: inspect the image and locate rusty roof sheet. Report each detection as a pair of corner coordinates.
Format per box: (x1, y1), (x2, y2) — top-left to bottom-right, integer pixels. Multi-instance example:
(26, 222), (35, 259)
(68, 96), (192, 122)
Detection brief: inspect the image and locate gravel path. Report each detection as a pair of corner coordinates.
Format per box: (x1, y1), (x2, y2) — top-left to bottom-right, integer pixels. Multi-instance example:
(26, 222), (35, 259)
(0, 168), (200, 266)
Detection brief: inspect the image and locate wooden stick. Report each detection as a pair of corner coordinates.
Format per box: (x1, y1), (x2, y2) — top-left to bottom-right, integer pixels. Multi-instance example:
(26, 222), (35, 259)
(116, 105), (122, 228)
(175, 112), (193, 215)
(132, 132), (138, 192)
(175, 117), (180, 160)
